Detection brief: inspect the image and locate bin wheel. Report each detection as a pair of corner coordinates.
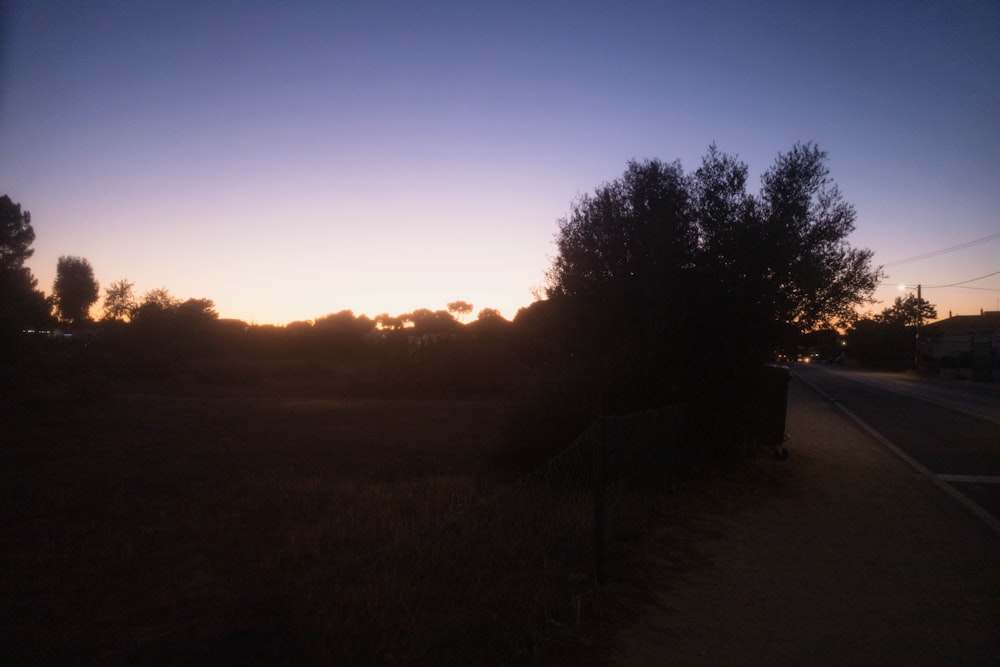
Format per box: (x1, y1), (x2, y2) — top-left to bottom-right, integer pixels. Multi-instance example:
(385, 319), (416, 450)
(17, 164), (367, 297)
(775, 446), (789, 461)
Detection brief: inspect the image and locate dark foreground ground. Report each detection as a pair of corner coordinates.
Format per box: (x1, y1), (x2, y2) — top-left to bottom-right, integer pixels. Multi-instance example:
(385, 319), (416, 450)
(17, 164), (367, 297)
(6, 372), (999, 665)
(608, 377), (1000, 665)
(1, 383), (512, 664)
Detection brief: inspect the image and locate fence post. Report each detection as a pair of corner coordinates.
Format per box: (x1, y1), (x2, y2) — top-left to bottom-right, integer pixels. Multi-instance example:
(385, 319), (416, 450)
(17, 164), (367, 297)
(593, 420), (607, 585)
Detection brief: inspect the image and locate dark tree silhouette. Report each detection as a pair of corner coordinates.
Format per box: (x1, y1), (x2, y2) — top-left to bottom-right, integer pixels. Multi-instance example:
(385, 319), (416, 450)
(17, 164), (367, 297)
(475, 308), (505, 323)
(0, 195), (51, 333)
(403, 309), (459, 335)
(314, 310), (368, 333)
(176, 298), (218, 322)
(174, 298), (220, 354)
(468, 308), (511, 347)
(876, 294), (936, 328)
(286, 320), (313, 334)
(129, 288), (181, 338)
(546, 158), (693, 305)
(447, 300), (474, 322)
(543, 144), (881, 409)
(545, 158), (697, 406)
(375, 313), (405, 331)
(126, 289), (222, 357)
(134, 287), (179, 317)
(102, 279), (138, 322)
(753, 143), (880, 331)
(1, 194), (35, 272)
(689, 143), (882, 369)
(53, 256), (99, 326)
(846, 315), (917, 369)
(842, 295), (937, 369)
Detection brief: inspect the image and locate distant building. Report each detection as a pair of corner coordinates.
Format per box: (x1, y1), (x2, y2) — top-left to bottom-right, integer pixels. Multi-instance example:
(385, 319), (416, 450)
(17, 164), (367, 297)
(923, 311), (1000, 381)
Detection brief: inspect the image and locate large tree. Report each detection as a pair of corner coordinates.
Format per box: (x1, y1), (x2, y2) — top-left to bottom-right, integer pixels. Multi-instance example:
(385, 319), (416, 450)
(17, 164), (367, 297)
(546, 158), (694, 305)
(544, 158), (697, 407)
(753, 143), (880, 331)
(53, 256), (100, 325)
(130, 287), (180, 329)
(690, 143), (881, 360)
(0, 195), (52, 333)
(876, 294), (936, 328)
(138, 287), (179, 312)
(543, 144), (881, 406)
(102, 279), (138, 322)
(447, 300), (474, 322)
(1, 194), (35, 272)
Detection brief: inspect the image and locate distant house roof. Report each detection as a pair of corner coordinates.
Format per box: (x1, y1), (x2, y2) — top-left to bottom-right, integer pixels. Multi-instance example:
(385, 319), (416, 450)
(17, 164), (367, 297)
(924, 312), (1000, 334)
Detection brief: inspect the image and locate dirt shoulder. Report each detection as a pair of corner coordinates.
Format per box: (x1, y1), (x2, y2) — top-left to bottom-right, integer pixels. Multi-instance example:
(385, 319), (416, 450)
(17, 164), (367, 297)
(608, 378), (1000, 666)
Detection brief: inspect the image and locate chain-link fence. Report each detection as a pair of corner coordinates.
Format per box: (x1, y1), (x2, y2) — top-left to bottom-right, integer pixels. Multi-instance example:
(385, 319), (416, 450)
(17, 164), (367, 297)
(117, 403), (690, 666)
(294, 403), (689, 665)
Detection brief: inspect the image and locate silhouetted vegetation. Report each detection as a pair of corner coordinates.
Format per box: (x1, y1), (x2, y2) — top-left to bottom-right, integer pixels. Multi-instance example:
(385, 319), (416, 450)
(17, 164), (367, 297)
(102, 278), (138, 322)
(844, 294), (937, 369)
(52, 255), (99, 325)
(446, 299), (474, 322)
(0, 195), (52, 339)
(4, 144), (881, 448)
(537, 143), (880, 449)
(1, 195), (56, 406)
(2, 147), (882, 662)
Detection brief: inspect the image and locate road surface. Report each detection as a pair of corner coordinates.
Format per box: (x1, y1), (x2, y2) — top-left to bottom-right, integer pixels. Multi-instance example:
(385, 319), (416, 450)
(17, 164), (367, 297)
(609, 370), (1000, 665)
(792, 363), (1000, 532)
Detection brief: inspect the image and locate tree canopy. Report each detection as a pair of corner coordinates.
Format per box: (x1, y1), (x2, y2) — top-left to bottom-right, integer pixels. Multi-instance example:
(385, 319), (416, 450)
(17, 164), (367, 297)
(447, 300), (474, 322)
(875, 294), (936, 328)
(53, 256), (100, 325)
(543, 143), (882, 406)
(0, 194), (35, 273)
(547, 158), (694, 306)
(843, 294), (938, 369)
(752, 143), (878, 331)
(103, 279), (138, 322)
(0, 195), (51, 333)
(548, 143), (880, 338)
(133, 287), (180, 321)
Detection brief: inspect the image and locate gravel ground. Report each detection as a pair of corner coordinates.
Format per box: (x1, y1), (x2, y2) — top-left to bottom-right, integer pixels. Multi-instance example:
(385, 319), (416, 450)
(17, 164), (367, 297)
(609, 378), (1000, 666)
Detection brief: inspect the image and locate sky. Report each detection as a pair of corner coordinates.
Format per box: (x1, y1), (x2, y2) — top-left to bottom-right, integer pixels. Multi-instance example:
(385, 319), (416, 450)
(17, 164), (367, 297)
(2, 0), (998, 325)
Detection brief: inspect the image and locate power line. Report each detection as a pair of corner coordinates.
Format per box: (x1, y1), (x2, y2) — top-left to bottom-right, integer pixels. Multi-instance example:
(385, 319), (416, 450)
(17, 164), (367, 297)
(882, 232), (1000, 267)
(924, 270), (1000, 289)
(880, 270), (1000, 292)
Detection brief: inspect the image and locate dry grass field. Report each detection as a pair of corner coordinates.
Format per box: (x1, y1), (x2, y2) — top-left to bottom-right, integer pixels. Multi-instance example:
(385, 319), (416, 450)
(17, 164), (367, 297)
(3, 373), (536, 664)
(2, 338), (720, 666)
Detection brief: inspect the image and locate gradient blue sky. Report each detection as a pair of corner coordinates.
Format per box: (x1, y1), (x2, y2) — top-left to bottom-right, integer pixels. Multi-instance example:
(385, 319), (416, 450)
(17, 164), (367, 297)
(2, 1), (998, 325)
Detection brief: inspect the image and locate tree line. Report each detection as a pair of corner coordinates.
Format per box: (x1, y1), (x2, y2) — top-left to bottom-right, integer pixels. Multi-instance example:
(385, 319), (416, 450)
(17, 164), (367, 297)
(815, 293), (938, 369)
(4, 143), (884, 453)
(0, 193), (504, 338)
(534, 142), (881, 417)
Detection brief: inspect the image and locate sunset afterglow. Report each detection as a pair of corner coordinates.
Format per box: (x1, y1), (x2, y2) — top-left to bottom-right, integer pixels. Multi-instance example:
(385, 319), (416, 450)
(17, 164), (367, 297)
(2, 2), (997, 324)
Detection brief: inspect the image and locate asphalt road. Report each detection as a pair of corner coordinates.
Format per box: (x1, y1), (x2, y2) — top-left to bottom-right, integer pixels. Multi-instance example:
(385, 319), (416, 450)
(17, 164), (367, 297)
(791, 363), (1000, 532)
(612, 368), (1000, 665)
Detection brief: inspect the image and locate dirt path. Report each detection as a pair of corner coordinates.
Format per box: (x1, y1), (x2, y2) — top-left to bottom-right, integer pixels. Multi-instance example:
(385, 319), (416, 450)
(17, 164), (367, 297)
(609, 378), (1000, 665)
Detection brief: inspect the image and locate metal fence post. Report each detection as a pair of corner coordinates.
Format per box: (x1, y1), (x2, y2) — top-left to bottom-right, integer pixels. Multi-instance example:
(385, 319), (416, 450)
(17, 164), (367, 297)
(593, 420), (607, 585)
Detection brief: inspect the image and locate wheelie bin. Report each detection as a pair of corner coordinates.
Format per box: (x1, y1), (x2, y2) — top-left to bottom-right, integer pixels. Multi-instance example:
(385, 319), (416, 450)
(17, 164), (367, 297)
(756, 364), (791, 459)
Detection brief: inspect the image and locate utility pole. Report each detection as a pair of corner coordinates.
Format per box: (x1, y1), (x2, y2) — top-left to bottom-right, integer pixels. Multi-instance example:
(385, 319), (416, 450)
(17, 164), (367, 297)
(915, 284), (922, 369)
